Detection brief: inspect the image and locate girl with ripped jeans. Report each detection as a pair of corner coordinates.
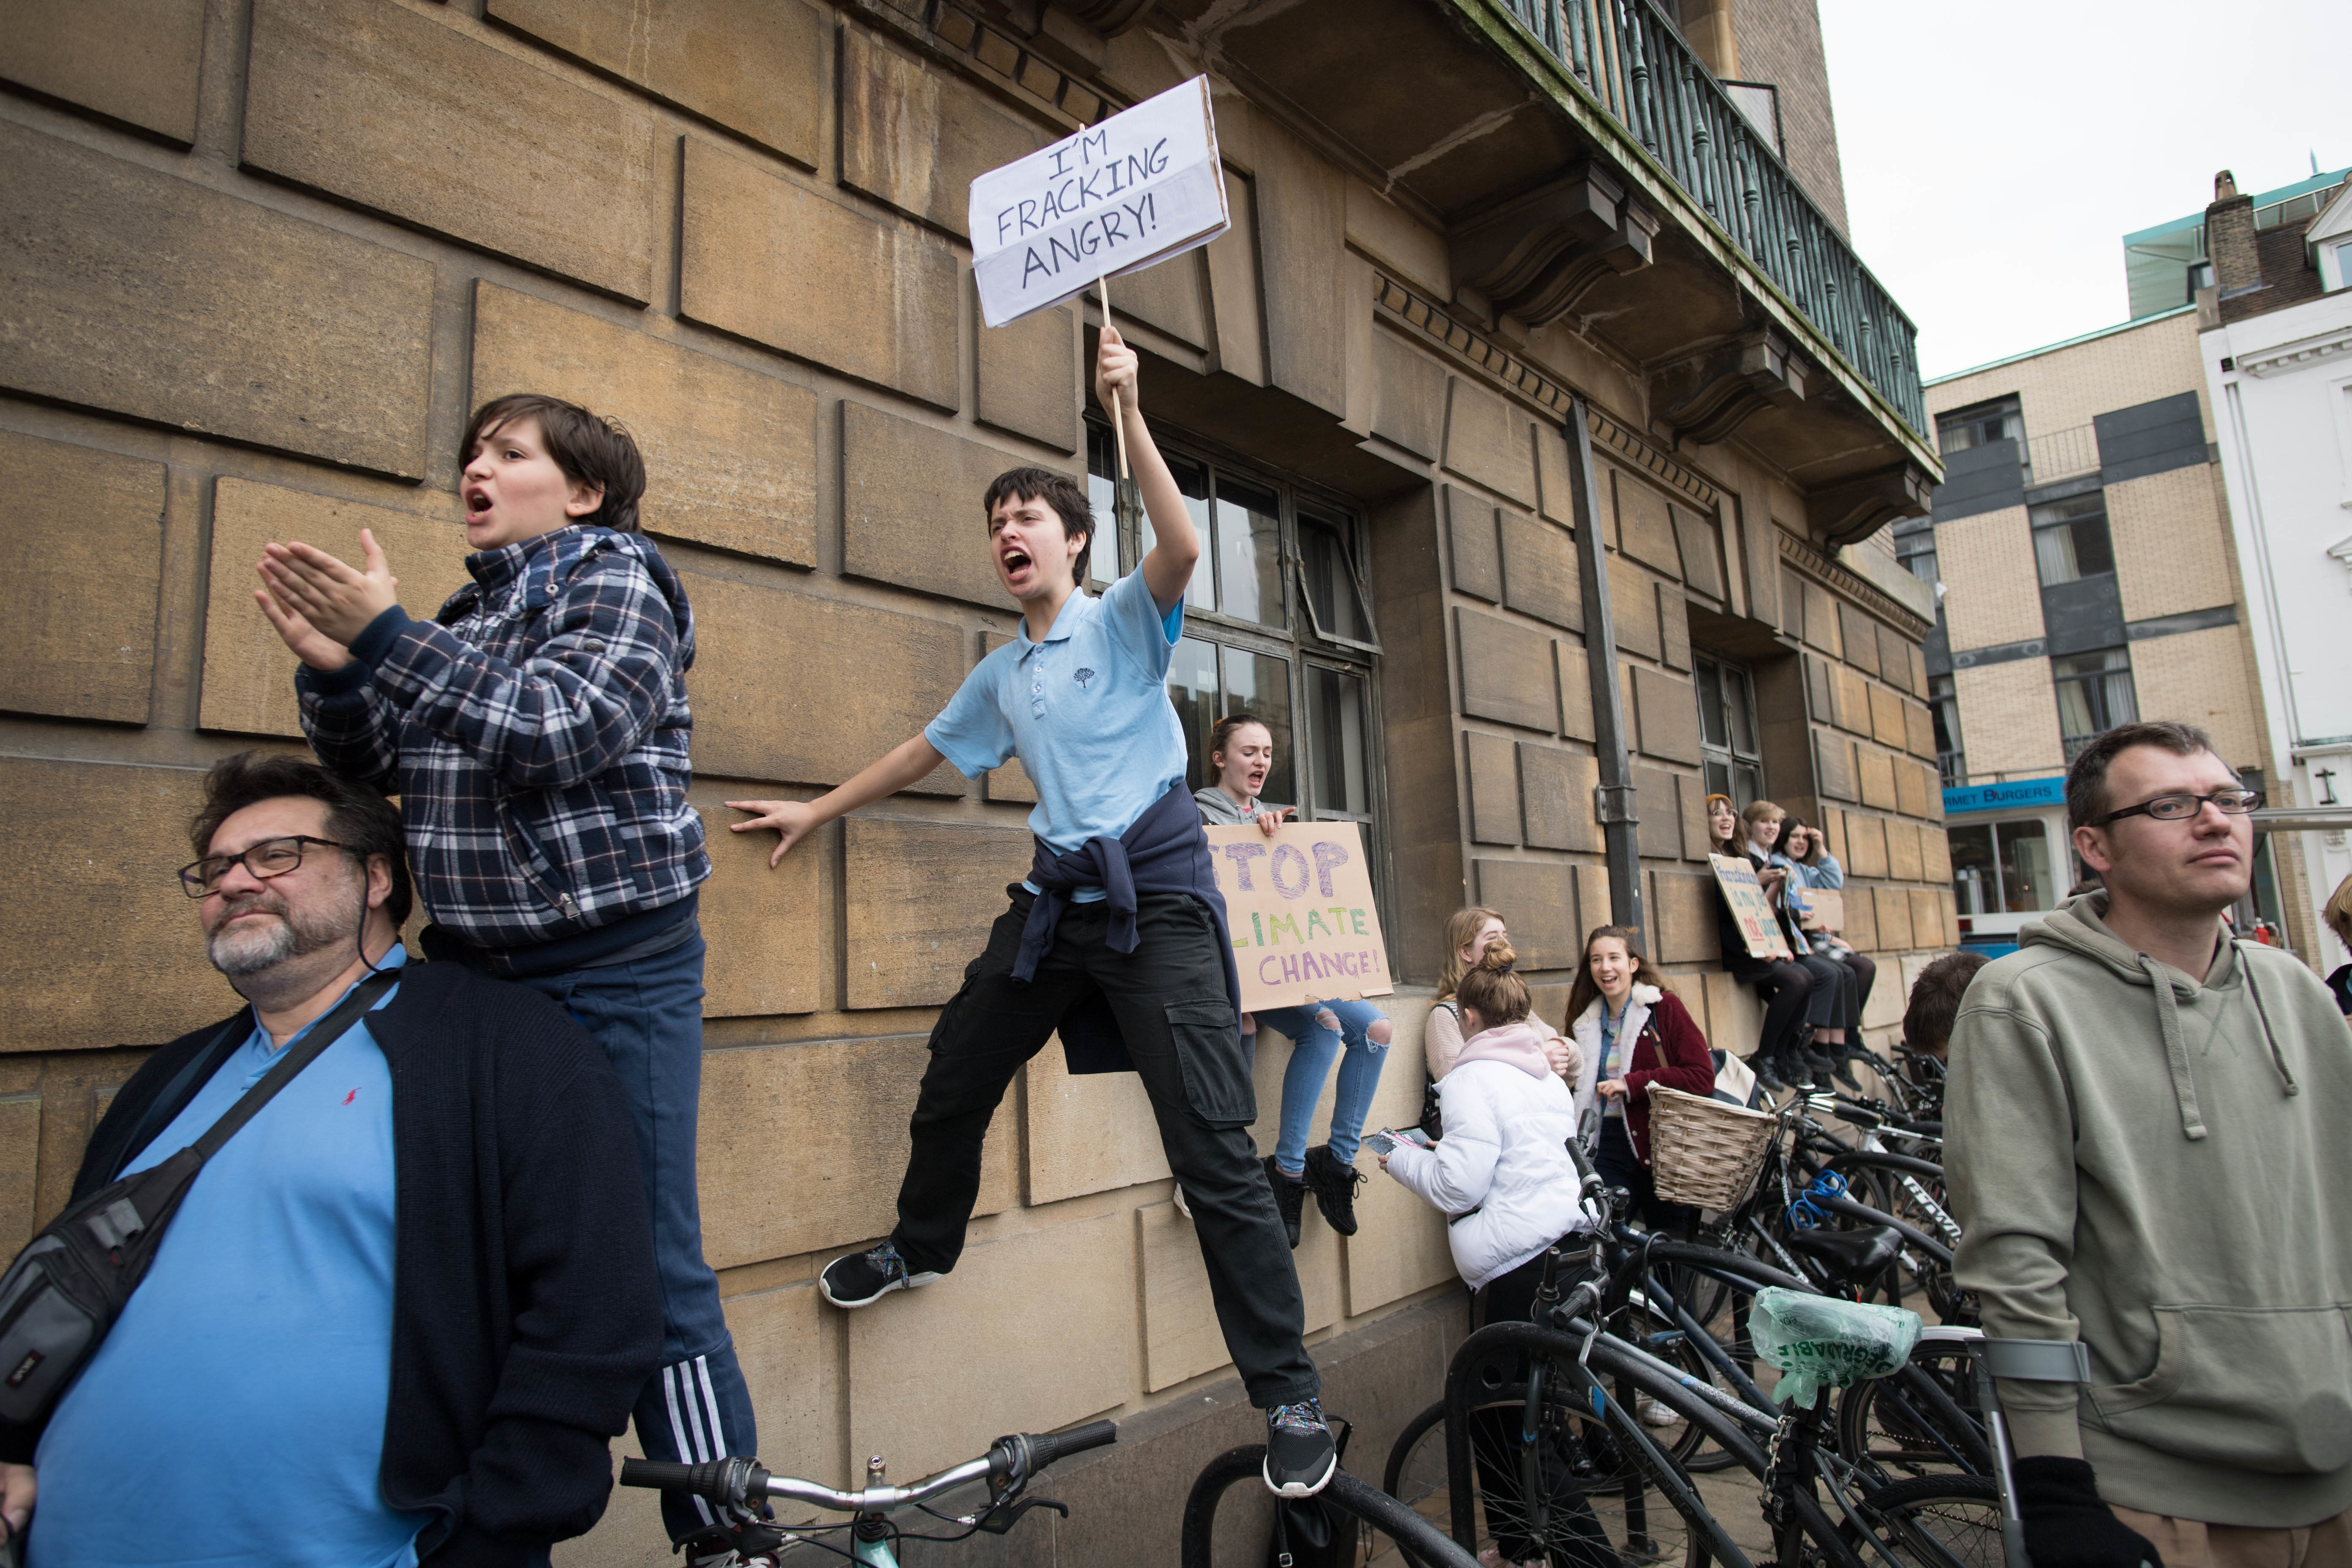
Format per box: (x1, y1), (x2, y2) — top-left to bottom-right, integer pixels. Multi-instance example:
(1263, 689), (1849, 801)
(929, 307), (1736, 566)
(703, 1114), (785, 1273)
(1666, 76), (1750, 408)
(1194, 714), (1393, 1244)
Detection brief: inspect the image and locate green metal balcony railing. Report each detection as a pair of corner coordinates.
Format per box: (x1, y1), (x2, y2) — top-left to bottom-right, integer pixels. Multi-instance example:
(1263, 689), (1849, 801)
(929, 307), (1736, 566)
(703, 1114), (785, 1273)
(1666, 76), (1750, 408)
(1492, 0), (1928, 436)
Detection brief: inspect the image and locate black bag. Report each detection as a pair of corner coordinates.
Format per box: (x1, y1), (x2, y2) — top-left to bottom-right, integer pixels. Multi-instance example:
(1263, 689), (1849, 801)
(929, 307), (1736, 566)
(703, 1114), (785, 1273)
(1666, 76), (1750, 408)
(1265, 1417), (1353, 1568)
(1418, 1002), (1461, 1141)
(0, 971), (395, 1431)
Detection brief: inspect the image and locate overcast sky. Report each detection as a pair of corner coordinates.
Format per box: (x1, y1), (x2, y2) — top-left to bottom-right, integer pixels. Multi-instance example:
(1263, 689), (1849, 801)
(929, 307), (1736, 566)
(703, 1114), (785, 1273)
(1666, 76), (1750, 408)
(1817, 0), (2352, 382)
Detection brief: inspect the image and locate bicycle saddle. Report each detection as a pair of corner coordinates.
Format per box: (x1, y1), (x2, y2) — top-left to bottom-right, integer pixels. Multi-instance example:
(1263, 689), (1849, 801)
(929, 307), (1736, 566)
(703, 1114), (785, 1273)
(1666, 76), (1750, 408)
(1780, 1224), (1902, 1282)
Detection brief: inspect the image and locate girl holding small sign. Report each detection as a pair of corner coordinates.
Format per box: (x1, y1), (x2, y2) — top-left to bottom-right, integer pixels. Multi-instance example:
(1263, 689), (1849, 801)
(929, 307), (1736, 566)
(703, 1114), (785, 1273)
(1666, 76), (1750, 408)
(1194, 714), (1392, 1249)
(1741, 802), (1858, 1087)
(1706, 794), (1824, 1093)
(1776, 818), (1876, 1063)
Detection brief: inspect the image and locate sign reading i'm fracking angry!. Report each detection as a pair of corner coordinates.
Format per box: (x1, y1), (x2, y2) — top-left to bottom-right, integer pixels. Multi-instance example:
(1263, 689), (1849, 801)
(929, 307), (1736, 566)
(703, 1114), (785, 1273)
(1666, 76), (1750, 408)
(967, 76), (1228, 329)
(1206, 822), (1394, 1013)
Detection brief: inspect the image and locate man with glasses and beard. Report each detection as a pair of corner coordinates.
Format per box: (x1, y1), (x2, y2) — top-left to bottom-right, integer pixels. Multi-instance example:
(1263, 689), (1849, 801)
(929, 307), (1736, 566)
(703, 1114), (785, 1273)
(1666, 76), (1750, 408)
(1949, 721), (2352, 1567)
(0, 752), (661, 1568)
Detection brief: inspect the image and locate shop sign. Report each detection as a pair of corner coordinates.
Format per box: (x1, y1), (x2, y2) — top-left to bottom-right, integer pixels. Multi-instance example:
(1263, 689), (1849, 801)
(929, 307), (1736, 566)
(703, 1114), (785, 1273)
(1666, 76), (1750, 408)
(968, 76), (1228, 328)
(1943, 775), (2066, 816)
(1207, 821), (1394, 1011)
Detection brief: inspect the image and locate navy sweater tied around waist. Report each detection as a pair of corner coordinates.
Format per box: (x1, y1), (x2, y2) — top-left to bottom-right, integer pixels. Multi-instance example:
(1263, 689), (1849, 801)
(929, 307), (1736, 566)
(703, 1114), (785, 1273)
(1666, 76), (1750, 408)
(1018, 781), (1245, 1074)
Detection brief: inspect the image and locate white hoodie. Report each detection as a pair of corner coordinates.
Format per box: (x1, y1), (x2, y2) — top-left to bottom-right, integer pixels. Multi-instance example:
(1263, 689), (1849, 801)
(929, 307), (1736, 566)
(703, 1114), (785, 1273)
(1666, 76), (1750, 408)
(1383, 1019), (1598, 1288)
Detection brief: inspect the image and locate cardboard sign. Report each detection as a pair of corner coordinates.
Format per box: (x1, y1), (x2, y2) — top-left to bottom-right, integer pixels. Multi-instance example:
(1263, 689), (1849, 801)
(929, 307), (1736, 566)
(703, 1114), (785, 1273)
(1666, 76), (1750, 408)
(1710, 854), (1792, 960)
(1207, 821), (1394, 1012)
(1794, 886), (1844, 934)
(968, 76), (1228, 328)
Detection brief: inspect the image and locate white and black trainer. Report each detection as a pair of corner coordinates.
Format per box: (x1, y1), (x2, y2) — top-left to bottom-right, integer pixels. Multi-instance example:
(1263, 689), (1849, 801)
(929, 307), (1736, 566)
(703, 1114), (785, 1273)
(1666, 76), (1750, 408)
(1263, 1397), (1338, 1497)
(818, 1240), (939, 1308)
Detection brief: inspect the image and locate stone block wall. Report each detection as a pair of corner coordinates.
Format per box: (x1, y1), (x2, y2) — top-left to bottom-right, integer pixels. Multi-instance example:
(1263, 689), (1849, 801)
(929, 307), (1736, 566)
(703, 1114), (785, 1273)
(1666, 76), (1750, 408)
(0, 3), (1957, 1557)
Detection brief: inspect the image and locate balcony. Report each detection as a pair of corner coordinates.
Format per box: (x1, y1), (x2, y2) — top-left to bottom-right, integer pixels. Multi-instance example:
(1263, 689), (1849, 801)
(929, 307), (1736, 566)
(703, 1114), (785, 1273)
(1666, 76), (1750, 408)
(1487, 0), (1926, 434)
(1154, 0), (1940, 542)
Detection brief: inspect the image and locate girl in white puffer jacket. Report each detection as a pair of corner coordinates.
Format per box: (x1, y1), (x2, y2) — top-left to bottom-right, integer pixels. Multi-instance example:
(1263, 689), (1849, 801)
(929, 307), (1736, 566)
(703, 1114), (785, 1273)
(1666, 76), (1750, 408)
(1380, 942), (1600, 1292)
(1379, 942), (1611, 1568)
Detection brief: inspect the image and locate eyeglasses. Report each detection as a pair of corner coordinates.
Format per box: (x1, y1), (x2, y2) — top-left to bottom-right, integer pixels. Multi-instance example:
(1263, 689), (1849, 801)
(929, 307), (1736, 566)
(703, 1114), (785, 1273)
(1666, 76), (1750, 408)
(177, 835), (352, 897)
(2092, 788), (2265, 828)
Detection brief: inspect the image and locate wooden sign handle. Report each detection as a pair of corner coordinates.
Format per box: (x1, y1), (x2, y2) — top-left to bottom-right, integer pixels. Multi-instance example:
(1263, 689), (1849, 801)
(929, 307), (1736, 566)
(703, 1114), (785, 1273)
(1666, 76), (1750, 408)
(1099, 276), (1130, 480)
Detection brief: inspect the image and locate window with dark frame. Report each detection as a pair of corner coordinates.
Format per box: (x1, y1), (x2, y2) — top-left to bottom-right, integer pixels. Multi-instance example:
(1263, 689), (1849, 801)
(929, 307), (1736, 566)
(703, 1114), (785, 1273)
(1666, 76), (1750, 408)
(1928, 672), (1965, 787)
(2030, 493), (2117, 587)
(1084, 415), (1383, 863)
(1895, 522), (1938, 589)
(1694, 653), (1765, 810)
(1935, 395), (2025, 457)
(2053, 647), (2140, 762)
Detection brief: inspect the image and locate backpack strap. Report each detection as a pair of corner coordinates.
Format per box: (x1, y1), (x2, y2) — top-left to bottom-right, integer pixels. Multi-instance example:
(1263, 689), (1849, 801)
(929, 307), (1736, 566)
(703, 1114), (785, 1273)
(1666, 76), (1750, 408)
(108, 1012), (252, 1183)
(190, 970), (398, 1161)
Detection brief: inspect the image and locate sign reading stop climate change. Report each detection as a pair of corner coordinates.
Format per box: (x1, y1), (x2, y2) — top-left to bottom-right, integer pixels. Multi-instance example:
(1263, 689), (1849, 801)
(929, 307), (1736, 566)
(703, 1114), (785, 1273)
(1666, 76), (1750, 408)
(1206, 822), (1394, 1013)
(967, 75), (1228, 329)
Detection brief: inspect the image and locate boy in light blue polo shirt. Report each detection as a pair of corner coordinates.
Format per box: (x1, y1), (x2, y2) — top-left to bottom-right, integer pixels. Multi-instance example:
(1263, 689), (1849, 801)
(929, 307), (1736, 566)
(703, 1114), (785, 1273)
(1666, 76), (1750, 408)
(729, 328), (1332, 1499)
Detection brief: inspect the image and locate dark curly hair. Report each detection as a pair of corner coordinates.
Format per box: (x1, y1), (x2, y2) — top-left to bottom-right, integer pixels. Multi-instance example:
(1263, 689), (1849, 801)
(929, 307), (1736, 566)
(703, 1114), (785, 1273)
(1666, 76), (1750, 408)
(190, 751), (412, 928)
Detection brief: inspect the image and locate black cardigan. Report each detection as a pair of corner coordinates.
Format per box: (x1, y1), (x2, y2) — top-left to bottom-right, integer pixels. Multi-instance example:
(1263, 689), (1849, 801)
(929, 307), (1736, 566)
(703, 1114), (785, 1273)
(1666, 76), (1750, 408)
(7, 961), (663, 1566)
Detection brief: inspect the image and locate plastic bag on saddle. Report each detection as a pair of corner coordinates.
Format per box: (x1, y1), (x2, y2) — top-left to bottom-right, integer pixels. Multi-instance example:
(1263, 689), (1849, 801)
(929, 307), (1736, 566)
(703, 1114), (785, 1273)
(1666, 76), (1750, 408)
(1747, 1286), (1921, 1409)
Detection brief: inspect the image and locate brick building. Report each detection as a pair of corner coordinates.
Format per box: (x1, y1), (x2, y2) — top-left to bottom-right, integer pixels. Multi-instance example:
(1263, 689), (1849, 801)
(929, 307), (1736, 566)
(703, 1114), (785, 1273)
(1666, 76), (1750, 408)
(0, 0), (1950, 1557)
(1915, 172), (2342, 960)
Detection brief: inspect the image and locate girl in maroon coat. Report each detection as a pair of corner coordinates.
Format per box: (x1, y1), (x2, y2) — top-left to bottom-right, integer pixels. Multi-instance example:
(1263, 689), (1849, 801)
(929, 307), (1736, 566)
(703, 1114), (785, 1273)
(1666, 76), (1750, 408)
(1564, 925), (1715, 1229)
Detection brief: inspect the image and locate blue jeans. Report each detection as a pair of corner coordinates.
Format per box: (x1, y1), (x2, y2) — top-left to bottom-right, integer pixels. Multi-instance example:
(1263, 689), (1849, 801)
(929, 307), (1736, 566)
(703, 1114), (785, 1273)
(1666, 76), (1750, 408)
(1256, 998), (1391, 1175)
(506, 925), (757, 1544)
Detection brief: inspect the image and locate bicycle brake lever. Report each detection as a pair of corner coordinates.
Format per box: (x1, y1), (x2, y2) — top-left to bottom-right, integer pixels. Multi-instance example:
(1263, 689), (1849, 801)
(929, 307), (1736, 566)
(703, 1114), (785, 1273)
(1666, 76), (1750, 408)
(976, 1496), (1069, 1535)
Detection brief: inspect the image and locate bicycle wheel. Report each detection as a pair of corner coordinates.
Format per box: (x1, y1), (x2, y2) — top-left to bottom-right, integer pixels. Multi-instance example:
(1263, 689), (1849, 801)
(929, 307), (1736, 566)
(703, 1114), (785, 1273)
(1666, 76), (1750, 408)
(1425, 1327), (1750, 1568)
(1844, 1475), (2003, 1568)
(1834, 1347), (1989, 1480)
(1383, 1399), (1457, 1567)
(1179, 1444), (1478, 1568)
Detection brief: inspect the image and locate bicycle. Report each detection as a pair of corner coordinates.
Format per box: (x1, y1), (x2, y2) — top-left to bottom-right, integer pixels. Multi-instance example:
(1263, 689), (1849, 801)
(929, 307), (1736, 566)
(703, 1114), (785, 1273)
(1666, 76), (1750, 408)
(1381, 1238), (2005, 1568)
(618, 1421), (1116, 1565)
(1179, 1440), (1482, 1568)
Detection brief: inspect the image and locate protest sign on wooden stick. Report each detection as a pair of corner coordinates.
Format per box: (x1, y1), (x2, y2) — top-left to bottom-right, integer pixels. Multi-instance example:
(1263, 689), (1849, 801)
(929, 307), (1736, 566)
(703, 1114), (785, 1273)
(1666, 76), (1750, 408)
(968, 76), (1228, 329)
(1710, 853), (1792, 960)
(1207, 821), (1394, 1013)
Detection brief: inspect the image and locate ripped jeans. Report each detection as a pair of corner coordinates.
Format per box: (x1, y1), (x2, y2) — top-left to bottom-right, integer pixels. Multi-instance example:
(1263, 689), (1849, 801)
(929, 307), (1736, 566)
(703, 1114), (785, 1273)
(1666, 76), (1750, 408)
(1255, 998), (1392, 1175)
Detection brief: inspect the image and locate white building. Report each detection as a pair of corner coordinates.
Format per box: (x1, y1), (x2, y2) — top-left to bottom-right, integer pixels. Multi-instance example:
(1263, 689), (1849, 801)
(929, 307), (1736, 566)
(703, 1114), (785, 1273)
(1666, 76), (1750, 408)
(2203, 174), (2352, 972)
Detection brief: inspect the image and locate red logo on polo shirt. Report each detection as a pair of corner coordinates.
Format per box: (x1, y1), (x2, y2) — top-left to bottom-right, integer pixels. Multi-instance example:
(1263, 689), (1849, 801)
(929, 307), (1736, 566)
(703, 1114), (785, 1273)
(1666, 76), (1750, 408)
(343, 1089), (358, 1105)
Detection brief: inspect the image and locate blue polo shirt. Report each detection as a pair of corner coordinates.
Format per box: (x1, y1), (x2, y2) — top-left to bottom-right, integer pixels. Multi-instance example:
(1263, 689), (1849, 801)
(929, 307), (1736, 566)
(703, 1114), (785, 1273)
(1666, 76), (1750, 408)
(927, 570), (1187, 885)
(31, 952), (426, 1568)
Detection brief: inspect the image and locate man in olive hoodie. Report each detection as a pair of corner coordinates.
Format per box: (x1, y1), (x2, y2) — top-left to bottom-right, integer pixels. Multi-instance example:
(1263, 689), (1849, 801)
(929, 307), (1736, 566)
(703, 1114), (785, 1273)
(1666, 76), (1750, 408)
(1949, 722), (2352, 1566)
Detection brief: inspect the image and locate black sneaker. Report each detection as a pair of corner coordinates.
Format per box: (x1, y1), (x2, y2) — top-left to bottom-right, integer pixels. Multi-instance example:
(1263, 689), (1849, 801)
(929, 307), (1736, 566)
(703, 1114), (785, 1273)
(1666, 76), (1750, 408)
(1753, 1052), (1791, 1093)
(819, 1239), (939, 1308)
(1263, 1398), (1338, 1497)
(1265, 1155), (1307, 1250)
(1301, 1144), (1365, 1237)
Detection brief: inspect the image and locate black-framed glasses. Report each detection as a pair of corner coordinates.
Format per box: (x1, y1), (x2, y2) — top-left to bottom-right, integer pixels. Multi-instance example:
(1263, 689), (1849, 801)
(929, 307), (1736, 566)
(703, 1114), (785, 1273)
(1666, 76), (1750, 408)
(2092, 788), (2264, 828)
(177, 835), (352, 897)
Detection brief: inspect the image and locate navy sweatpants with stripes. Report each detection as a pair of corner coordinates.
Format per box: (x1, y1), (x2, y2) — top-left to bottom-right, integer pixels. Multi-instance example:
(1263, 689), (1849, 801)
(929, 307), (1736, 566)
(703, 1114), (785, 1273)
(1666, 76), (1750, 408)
(512, 924), (757, 1544)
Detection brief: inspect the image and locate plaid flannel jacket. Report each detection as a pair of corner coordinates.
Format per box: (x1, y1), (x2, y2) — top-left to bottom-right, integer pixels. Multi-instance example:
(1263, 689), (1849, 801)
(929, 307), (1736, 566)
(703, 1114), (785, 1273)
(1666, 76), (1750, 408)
(297, 524), (708, 949)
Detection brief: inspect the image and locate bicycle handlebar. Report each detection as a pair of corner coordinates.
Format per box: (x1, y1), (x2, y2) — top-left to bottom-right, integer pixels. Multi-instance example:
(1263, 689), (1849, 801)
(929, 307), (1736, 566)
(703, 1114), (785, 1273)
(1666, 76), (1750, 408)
(618, 1421), (1118, 1514)
(1008, 1420), (1118, 1475)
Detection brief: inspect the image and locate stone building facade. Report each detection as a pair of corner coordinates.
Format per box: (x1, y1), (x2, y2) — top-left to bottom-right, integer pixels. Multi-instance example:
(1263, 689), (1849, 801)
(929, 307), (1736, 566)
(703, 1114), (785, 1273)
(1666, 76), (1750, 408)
(0, 0), (1948, 1558)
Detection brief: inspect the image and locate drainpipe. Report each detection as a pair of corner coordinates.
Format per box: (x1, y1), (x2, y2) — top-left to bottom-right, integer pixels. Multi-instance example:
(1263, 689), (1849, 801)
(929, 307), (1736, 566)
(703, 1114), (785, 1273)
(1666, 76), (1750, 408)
(1565, 395), (1645, 948)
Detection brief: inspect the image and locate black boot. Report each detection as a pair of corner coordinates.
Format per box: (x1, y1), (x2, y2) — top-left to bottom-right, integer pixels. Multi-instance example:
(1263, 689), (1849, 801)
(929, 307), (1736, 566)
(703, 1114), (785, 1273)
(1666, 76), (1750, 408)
(1265, 1155), (1307, 1249)
(1302, 1144), (1366, 1237)
(1753, 1050), (1791, 1094)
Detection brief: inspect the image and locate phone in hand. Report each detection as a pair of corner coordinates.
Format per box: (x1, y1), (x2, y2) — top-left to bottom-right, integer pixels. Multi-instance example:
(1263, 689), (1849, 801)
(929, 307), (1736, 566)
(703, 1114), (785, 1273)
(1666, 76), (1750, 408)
(1366, 1127), (1433, 1155)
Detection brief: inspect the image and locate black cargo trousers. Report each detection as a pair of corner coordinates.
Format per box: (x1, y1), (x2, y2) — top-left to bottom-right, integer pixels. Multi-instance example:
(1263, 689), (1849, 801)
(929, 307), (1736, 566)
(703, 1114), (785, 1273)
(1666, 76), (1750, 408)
(890, 885), (1321, 1410)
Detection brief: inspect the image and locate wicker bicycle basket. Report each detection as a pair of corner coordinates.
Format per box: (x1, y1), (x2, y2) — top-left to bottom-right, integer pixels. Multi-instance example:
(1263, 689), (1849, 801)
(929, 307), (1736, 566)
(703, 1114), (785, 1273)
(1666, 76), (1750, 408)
(1646, 1085), (1778, 1211)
